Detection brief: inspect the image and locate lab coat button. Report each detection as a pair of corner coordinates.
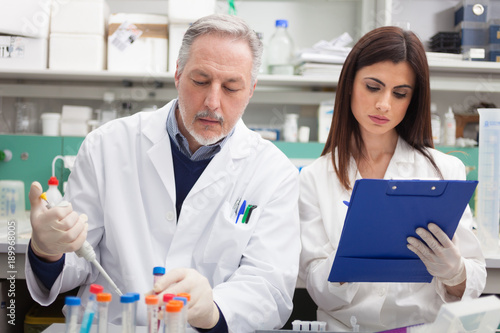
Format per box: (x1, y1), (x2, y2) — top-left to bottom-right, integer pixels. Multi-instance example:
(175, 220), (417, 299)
(166, 211), (175, 221)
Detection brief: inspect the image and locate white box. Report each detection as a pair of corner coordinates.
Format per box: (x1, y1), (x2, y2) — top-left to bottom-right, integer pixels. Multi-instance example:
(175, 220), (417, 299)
(50, 0), (109, 35)
(0, 36), (47, 70)
(62, 105), (93, 120)
(49, 33), (106, 71)
(108, 13), (168, 73)
(60, 120), (89, 136)
(318, 99), (335, 143)
(168, 0), (216, 23)
(0, 0), (52, 38)
(168, 23), (190, 72)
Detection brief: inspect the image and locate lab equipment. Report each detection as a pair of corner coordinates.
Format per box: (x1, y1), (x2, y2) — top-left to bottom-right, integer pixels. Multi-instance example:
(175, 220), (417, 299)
(283, 114), (299, 142)
(173, 296), (187, 333)
(65, 296), (81, 333)
(45, 176), (63, 205)
(165, 301), (183, 333)
(39, 193), (124, 296)
(97, 293), (111, 333)
(443, 107), (456, 146)
(15, 100), (37, 134)
(125, 292), (140, 330)
(267, 19), (295, 75)
(162, 294), (176, 333)
(291, 320), (326, 331)
(476, 108), (500, 256)
(146, 295), (159, 333)
(153, 267), (165, 329)
(329, 179), (477, 283)
(40, 113), (62, 136)
(121, 294), (136, 333)
(80, 284), (104, 333)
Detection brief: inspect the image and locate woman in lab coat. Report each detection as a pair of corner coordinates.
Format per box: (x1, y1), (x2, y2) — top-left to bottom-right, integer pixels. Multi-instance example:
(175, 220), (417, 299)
(299, 26), (486, 332)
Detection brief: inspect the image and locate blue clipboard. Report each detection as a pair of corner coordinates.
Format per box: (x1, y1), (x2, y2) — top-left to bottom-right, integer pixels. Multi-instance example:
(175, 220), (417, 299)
(328, 179), (478, 283)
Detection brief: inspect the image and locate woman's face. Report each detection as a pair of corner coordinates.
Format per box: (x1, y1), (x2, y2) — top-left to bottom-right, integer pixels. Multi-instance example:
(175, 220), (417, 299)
(351, 60), (416, 138)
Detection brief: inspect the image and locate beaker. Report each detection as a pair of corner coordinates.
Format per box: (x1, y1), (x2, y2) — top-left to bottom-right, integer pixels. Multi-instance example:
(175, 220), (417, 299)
(476, 108), (500, 256)
(15, 101), (37, 134)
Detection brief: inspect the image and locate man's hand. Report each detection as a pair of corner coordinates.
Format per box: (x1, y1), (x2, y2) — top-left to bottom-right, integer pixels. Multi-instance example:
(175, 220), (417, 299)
(407, 223), (466, 286)
(153, 268), (219, 329)
(29, 181), (88, 261)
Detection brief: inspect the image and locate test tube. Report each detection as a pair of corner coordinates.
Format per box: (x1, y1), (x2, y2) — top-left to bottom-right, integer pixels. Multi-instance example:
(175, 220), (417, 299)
(173, 297), (187, 333)
(162, 294), (175, 333)
(125, 292), (140, 329)
(165, 301), (183, 333)
(146, 295), (160, 333)
(121, 294), (136, 333)
(153, 267), (165, 329)
(65, 296), (81, 333)
(97, 293), (112, 333)
(80, 284), (104, 333)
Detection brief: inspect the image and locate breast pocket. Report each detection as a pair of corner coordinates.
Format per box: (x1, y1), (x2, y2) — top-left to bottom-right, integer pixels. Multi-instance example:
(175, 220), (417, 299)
(203, 201), (259, 267)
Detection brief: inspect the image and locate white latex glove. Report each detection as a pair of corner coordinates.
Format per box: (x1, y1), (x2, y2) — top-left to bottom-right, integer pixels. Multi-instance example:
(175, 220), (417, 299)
(29, 181), (88, 261)
(407, 223), (466, 286)
(153, 268), (219, 329)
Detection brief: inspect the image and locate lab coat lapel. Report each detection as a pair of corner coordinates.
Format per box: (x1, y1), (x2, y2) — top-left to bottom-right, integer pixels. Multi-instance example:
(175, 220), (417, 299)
(142, 102), (176, 204)
(384, 137), (415, 179)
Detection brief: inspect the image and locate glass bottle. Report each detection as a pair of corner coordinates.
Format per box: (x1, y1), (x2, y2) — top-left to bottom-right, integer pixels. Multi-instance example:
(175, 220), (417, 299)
(267, 19), (295, 75)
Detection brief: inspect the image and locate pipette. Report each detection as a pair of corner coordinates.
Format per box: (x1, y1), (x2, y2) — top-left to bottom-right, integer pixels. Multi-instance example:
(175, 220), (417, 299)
(39, 192), (123, 296)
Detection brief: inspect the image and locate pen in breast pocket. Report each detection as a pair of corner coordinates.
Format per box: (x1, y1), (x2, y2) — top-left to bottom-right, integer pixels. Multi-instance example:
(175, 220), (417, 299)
(232, 197), (242, 216)
(235, 200), (247, 224)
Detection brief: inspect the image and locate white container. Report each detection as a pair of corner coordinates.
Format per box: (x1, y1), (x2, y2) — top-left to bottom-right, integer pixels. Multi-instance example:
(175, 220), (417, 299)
(0, 36), (48, 70)
(108, 13), (168, 73)
(298, 126), (310, 143)
(283, 114), (299, 142)
(46, 176), (63, 205)
(0, 180), (26, 220)
(168, 0), (216, 24)
(0, 0), (52, 38)
(41, 113), (61, 136)
(443, 107), (456, 146)
(50, 0), (109, 35)
(49, 33), (106, 71)
(15, 101), (37, 134)
(476, 108), (500, 256)
(430, 103), (441, 145)
(318, 99), (334, 143)
(267, 20), (295, 75)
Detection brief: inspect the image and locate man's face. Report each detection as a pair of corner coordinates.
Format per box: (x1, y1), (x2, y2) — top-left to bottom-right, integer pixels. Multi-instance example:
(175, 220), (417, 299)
(175, 34), (256, 152)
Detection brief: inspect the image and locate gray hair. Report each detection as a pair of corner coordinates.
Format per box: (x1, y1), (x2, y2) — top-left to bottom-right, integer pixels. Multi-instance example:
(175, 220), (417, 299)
(177, 14), (263, 86)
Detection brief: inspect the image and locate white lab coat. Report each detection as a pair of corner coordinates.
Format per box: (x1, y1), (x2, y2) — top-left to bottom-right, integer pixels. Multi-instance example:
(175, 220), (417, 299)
(26, 100), (301, 332)
(299, 138), (486, 332)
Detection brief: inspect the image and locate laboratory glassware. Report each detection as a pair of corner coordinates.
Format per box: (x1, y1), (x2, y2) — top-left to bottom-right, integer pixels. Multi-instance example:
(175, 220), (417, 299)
(65, 296), (81, 333)
(80, 284), (104, 333)
(97, 293), (112, 333)
(121, 294), (136, 333)
(146, 295), (159, 333)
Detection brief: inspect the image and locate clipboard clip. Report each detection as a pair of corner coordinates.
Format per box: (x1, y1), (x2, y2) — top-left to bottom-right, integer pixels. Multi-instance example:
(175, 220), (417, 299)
(386, 180), (447, 196)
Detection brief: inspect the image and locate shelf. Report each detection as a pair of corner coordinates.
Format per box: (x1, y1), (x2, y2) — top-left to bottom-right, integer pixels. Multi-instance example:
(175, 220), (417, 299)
(1, 58), (500, 103)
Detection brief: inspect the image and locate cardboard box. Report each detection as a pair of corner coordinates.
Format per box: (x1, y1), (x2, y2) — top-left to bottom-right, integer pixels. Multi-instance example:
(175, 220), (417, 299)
(0, 0), (52, 38)
(108, 13), (168, 73)
(168, 23), (190, 72)
(49, 33), (106, 71)
(50, 0), (109, 35)
(0, 36), (47, 70)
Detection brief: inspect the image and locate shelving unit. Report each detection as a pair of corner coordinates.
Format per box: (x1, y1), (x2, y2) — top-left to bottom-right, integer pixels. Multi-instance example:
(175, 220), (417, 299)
(1, 57), (500, 106)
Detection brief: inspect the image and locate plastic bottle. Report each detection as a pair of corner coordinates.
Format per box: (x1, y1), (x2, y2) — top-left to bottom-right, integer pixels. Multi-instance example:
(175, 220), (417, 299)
(444, 107), (456, 146)
(283, 114), (299, 142)
(46, 176), (63, 206)
(267, 19), (295, 75)
(430, 103), (441, 146)
(98, 92), (118, 126)
(97, 293), (112, 333)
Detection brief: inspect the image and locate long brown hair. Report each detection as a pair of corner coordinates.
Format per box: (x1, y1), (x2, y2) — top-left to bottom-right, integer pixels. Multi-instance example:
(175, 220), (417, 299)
(322, 26), (441, 190)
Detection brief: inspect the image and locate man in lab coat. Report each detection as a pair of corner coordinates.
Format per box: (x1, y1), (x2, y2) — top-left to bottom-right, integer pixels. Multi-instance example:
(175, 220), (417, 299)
(25, 14), (300, 332)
